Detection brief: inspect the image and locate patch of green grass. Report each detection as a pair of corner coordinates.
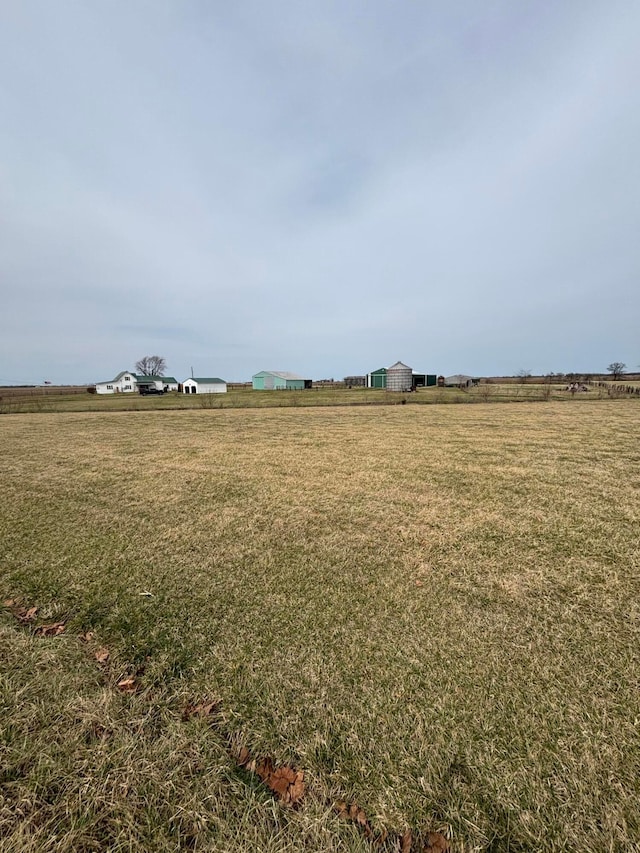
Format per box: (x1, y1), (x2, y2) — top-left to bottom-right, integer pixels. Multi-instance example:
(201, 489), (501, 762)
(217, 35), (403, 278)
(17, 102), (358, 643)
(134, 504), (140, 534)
(1, 402), (639, 851)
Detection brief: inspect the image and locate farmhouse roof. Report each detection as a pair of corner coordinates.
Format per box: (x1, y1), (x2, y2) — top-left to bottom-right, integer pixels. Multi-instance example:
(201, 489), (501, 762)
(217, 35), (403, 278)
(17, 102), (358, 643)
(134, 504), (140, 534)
(96, 369), (135, 384)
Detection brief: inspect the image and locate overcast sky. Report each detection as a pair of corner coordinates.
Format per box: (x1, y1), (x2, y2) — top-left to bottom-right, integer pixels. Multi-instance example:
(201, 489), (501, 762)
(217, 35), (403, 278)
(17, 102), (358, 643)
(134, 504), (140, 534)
(1, 1), (638, 384)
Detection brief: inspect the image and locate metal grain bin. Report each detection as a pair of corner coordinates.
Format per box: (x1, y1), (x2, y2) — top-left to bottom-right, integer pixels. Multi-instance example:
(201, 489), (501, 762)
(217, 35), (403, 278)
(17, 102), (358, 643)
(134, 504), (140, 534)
(387, 361), (413, 391)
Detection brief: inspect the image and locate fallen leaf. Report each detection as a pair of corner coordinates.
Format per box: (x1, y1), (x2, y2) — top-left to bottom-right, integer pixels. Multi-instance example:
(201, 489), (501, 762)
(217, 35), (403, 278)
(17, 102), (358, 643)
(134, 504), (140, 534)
(182, 700), (220, 721)
(117, 677), (137, 693)
(255, 758), (273, 782)
(80, 630), (95, 643)
(236, 746), (251, 766)
(415, 580), (423, 587)
(94, 647), (110, 664)
(241, 757), (307, 806)
(269, 771), (291, 800)
(335, 801), (374, 839)
(401, 830), (412, 852)
(423, 832), (449, 852)
(3, 598), (17, 608)
(34, 622), (66, 637)
(17, 606), (39, 622)
(334, 801), (349, 819)
(355, 808), (368, 828)
(286, 770), (305, 805)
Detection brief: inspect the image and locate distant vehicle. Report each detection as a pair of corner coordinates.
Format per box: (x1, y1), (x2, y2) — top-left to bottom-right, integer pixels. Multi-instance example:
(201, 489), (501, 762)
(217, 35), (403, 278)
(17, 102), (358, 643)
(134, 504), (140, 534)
(139, 386), (165, 395)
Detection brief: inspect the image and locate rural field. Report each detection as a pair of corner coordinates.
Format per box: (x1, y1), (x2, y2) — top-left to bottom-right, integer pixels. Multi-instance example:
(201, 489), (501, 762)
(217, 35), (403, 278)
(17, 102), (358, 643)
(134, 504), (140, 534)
(1, 401), (639, 852)
(1, 379), (637, 416)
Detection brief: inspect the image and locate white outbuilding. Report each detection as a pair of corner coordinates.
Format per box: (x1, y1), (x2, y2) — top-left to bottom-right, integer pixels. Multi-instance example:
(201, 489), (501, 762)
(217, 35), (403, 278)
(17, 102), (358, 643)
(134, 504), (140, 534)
(182, 377), (227, 394)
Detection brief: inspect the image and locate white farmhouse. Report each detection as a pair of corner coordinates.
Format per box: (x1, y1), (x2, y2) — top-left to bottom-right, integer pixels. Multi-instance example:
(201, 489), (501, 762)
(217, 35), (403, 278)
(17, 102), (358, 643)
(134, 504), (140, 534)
(94, 371), (179, 394)
(95, 370), (137, 394)
(182, 377), (227, 394)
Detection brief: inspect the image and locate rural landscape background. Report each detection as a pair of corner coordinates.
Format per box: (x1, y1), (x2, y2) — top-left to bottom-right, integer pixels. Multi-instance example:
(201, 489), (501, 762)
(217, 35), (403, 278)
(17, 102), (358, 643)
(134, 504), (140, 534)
(2, 396), (639, 851)
(3, 0), (640, 850)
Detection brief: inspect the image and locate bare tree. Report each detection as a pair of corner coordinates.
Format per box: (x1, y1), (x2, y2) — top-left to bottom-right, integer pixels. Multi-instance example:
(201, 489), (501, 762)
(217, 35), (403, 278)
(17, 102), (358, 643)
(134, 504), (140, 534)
(516, 369), (532, 383)
(135, 355), (167, 376)
(606, 362), (626, 380)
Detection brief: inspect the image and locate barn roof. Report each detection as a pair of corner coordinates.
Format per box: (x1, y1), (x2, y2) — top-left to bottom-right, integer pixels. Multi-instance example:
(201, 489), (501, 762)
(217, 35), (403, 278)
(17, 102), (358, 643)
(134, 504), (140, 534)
(187, 377), (226, 384)
(444, 374), (473, 383)
(254, 370), (306, 380)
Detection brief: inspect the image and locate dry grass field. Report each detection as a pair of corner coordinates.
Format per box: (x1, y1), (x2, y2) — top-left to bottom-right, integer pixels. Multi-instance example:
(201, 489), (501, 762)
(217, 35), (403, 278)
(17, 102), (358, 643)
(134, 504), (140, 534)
(1, 402), (639, 852)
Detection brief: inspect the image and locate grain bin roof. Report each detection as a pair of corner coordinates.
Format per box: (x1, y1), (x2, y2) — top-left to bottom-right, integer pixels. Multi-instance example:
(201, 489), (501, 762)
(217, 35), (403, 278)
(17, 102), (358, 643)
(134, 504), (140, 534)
(388, 361), (412, 370)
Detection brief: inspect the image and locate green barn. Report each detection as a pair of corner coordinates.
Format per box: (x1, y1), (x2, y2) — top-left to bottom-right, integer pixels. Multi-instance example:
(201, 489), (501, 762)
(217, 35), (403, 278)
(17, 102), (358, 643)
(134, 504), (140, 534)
(252, 371), (312, 390)
(367, 367), (387, 389)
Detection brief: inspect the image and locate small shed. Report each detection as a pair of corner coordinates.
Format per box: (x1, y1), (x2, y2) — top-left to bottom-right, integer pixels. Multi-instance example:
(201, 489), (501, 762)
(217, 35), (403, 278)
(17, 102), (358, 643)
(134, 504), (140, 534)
(182, 377), (227, 394)
(367, 368), (387, 389)
(252, 371), (311, 390)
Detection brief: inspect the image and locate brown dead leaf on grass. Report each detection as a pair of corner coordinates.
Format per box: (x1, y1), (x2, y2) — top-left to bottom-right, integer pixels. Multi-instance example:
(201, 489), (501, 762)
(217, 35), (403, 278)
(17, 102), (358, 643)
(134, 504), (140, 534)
(33, 622), (66, 637)
(94, 647), (110, 665)
(423, 831), (450, 851)
(235, 748), (305, 806)
(3, 598), (18, 608)
(79, 630), (95, 642)
(400, 830), (413, 852)
(334, 801), (374, 839)
(15, 605), (38, 622)
(181, 699), (220, 721)
(117, 677), (138, 693)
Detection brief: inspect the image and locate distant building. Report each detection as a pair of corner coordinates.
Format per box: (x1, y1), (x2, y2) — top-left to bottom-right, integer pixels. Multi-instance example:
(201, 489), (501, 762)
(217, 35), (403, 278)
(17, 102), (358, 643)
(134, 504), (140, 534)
(367, 363), (436, 390)
(182, 377), (227, 394)
(94, 371), (179, 394)
(95, 370), (137, 394)
(343, 376), (366, 387)
(252, 371), (312, 390)
(412, 373), (437, 388)
(137, 375), (179, 393)
(366, 367), (388, 389)
(444, 374), (475, 388)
